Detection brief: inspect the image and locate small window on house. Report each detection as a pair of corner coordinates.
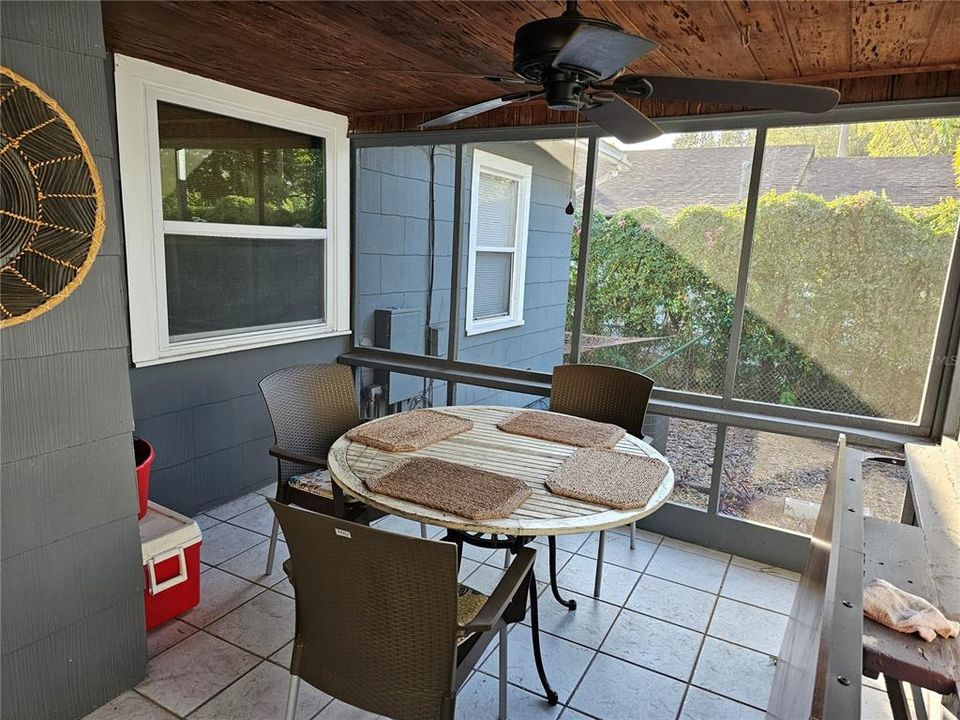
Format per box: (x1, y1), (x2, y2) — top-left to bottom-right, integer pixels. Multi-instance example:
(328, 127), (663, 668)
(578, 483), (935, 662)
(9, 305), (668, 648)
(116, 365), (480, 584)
(466, 150), (532, 335)
(116, 56), (350, 365)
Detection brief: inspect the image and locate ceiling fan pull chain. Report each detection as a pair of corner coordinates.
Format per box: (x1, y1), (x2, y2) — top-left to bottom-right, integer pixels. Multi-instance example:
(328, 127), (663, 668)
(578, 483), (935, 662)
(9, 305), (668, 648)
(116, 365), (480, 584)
(565, 111), (580, 215)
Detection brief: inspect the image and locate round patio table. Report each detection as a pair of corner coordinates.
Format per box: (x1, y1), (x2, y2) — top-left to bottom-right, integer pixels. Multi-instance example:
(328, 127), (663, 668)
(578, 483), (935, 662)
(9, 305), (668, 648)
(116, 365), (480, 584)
(327, 404), (674, 705)
(328, 405), (674, 536)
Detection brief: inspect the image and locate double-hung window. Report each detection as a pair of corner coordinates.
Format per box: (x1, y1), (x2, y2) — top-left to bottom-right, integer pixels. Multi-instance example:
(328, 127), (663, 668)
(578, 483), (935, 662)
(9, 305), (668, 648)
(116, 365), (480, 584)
(465, 149), (532, 335)
(115, 56), (349, 365)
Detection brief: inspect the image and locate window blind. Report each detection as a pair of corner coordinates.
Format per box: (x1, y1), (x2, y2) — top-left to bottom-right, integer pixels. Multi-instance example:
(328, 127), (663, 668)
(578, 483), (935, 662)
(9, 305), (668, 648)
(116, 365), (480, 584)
(473, 251), (512, 320)
(476, 171), (518, 248)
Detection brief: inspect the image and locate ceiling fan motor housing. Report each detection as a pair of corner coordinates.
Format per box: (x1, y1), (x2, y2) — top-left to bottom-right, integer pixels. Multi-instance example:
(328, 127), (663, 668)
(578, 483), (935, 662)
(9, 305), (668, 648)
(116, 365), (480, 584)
(512, 14), (623, 84)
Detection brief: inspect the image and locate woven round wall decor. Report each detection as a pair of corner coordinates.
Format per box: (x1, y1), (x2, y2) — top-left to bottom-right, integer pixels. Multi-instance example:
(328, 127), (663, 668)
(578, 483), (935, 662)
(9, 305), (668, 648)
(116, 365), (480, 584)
(0, 66), (105, 328)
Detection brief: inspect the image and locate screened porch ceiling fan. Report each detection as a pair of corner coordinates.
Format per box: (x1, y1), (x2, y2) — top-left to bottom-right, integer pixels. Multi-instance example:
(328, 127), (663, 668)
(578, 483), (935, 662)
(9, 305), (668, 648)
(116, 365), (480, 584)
(328, 0), (841, 144)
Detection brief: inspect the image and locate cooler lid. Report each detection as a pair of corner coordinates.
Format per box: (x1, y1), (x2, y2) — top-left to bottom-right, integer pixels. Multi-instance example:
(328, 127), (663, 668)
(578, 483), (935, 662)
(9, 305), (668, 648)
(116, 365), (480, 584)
(140, 501), (201, 562)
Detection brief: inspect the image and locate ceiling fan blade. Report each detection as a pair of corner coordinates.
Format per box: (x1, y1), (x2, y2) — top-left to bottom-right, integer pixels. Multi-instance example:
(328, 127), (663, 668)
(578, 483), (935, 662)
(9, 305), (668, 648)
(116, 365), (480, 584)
(420, 91), (544, 129)
(553, 26), (657, 80)
(312, 69), (533, 85)
(616, 74), (841, 113)
(583, 95), (663, 144)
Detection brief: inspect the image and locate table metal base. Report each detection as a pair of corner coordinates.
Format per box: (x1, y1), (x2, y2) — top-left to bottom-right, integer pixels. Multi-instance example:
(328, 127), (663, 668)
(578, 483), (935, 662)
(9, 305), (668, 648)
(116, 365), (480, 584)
(547, 536), (577, 610)
(445, 530), (561, 705)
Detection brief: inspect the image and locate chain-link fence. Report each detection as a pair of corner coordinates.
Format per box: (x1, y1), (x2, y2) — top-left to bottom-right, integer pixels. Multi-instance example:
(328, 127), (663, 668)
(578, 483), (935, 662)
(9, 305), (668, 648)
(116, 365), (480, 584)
(579, 334), (893, 420)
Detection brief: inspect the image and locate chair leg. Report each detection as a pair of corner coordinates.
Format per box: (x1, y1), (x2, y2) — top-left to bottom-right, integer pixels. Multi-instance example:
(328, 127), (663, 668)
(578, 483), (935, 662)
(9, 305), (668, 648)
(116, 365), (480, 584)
(884, 675), (913, 720)
(498, 543), (512, 718)
(593, 530), (606, 598)
(629, 522), (636, 550)
(420, 522), (428, 538)
(909, 683), (928, 720)
(284, 674), (301, 720)
(265, 516), (280, 576)
(498, 626), (508, 720)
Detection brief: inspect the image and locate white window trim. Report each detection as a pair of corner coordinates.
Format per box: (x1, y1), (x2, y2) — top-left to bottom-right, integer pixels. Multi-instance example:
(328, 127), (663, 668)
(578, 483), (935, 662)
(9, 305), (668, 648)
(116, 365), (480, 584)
(115, 55), (350, 366)
(465, 149), (532, 336)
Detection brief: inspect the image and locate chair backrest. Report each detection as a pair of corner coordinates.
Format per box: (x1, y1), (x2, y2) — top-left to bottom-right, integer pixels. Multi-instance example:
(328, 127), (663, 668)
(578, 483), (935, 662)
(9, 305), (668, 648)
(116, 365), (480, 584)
(259, 363), (359, 483)
(270, 501), (461, 720)
(550, 363), (654, 438)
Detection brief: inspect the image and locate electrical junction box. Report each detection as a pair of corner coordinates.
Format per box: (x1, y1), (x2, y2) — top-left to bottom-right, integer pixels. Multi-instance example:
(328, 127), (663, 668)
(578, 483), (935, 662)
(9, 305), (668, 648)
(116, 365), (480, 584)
(374, 307), (425, 405)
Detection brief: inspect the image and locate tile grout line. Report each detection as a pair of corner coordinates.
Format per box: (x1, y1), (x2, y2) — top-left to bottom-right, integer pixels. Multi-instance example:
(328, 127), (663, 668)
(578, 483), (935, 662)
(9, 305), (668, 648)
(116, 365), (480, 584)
(671, 554), (732, 720)
(553, 532), (650, 715)
(131, 687), (187, 719)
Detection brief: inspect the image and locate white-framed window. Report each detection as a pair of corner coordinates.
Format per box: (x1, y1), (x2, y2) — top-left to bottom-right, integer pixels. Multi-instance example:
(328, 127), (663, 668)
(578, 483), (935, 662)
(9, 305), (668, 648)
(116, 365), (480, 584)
(465, 149), (532, 335)
(115, 55), (350, 366)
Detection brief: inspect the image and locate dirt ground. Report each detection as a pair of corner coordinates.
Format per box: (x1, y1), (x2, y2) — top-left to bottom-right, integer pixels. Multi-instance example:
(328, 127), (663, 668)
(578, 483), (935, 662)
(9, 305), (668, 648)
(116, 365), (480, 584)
(662, 418), (908, 533)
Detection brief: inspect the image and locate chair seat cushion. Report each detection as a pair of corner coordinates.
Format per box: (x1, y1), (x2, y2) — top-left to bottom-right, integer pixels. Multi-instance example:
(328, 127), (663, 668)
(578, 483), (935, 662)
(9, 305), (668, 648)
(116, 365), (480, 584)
(289, 469), (357, 502)
(457, 584), (488, 644)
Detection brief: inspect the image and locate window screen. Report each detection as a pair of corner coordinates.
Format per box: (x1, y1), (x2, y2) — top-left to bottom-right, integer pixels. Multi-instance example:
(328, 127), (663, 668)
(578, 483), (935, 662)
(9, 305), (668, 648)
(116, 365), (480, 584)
(164, 234), (322, 339)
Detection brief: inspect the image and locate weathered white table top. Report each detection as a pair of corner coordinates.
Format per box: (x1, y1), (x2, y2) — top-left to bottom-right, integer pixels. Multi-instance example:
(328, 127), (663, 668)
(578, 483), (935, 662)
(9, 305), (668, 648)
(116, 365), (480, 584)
(328, 405), (674, 537)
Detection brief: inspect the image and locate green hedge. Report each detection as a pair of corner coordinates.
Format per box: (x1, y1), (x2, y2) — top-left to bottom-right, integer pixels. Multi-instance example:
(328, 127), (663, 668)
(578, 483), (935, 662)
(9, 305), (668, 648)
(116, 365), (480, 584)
(571, 191), (956, 420)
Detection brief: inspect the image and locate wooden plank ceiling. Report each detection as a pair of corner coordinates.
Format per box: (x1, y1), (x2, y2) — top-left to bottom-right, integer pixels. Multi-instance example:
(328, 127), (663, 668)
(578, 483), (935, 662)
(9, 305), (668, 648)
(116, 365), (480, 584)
(101, 1), (960, 135)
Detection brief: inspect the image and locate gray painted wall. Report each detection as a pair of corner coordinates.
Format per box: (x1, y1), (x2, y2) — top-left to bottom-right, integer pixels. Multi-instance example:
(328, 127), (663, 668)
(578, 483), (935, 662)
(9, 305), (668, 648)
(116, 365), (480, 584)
(354, 141), (573, 409)
(130, 335), (350, 517)
(457, 142), (574, 407)
(1, 3), (147, 718)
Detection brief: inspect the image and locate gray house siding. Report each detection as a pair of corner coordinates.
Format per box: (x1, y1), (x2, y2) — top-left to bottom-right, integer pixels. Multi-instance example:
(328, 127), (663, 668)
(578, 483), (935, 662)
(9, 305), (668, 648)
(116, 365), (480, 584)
(456, 142), (574, 407)
(1, 3), (147, 718)
(130, 335), (350, 517)
(354, 142), (573, 409)
(355, 145), (455, 405)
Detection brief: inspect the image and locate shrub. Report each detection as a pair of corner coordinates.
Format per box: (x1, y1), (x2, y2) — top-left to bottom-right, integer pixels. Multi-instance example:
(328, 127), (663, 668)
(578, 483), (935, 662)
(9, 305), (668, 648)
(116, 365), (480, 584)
(572, 192), (956, 420)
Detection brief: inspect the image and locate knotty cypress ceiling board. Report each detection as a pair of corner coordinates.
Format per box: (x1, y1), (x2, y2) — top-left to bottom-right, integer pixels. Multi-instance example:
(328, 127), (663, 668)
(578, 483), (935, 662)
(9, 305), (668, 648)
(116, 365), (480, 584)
(851, 0), (941, 71)
(101, 1), (960, 134)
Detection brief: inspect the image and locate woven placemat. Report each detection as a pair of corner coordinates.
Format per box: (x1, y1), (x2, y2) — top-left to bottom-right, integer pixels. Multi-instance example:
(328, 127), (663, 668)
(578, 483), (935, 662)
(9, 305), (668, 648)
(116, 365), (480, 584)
(346, 409), (473, 452)
(364, 457), (531, 520)
(498, 411), (625, 449)
(545, 448), (668, 510)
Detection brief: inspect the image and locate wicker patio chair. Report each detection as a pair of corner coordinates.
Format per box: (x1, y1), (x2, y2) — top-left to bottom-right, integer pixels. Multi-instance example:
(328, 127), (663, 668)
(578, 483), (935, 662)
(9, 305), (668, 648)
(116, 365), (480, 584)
(550, 363), (655, 598)
(269, 500), (534, 720)
(259, 363), (370, 575)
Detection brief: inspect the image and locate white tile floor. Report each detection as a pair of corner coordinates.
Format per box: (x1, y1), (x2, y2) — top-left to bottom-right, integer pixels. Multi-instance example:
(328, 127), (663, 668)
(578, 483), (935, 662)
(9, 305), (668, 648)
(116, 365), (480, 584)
(85, 487), (904, 720)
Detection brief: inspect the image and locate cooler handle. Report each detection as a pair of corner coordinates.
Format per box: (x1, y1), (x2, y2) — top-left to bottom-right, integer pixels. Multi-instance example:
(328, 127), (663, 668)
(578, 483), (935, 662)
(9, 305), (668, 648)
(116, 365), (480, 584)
(147, 546), (188, 595)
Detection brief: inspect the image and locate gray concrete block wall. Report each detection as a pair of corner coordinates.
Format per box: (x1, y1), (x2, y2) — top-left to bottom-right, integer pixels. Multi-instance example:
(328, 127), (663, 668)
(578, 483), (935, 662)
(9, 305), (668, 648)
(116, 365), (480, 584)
(1, 3), (147, 717)
(354, 142), (573, 409)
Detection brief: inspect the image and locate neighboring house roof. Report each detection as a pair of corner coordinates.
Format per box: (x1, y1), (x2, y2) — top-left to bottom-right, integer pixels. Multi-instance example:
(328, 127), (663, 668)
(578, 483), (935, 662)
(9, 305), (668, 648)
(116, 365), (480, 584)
(799, 156), (958, 206)
(592, 144), (958, 215)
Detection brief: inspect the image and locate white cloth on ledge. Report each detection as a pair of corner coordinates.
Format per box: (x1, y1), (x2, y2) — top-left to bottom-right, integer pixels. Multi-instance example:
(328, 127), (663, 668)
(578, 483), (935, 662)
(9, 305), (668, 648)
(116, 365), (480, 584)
(864, 578), (960, 642)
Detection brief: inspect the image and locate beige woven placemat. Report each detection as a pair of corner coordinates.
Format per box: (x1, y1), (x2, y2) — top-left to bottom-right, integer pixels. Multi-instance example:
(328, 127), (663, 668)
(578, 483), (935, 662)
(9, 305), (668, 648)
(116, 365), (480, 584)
(498, 411), (625, 449)
(545, 448), (668, 510)
(346, 409), (473, 452)
(364, 457), (531, 520)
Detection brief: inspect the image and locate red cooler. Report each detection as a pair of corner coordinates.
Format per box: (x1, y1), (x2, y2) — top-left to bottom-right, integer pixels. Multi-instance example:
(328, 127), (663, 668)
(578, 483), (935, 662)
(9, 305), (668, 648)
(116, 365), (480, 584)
(140, 501), (202, 629)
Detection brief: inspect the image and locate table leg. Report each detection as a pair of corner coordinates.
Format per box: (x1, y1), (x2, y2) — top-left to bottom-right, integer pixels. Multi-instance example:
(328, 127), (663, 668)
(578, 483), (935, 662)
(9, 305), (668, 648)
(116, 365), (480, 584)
(443, 531), (464, 570)
(528, 570), (559, 706)
(547, 537), (577, 611)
